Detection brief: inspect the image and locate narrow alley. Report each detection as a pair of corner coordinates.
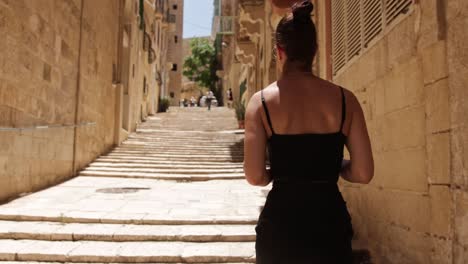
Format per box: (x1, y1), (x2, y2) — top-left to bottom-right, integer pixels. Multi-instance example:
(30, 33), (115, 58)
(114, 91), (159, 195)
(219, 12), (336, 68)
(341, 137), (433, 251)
(0, 107), (267, 263)
(1, 0), (467, 263)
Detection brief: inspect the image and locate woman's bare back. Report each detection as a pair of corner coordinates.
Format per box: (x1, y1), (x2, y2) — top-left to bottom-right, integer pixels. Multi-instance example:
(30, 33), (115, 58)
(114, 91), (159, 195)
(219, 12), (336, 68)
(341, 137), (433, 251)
(260, 74), (351, 137)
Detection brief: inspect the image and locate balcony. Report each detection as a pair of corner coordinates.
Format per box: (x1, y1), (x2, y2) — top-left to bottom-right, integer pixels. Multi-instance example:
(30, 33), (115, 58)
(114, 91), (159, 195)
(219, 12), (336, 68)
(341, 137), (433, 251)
(214, 16), (235, 35)
(168, 14), (176, 23)
(155, 0), (167, 18)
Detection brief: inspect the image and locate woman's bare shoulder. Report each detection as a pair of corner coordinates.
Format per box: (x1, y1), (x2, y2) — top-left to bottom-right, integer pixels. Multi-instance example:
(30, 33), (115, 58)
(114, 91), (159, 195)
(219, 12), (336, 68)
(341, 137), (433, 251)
(314, 78), (359, 109)
(263, 81), (279, 94)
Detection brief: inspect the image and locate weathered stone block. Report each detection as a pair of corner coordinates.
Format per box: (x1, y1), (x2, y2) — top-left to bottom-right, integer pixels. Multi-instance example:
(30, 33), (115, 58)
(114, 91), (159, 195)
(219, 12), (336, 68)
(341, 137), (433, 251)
(380, 147), (428, 192)
(429, 236), (453, 264)
(382, 106), (426, 150)
(427, 132), (450, 184)
(372, 78), (385, 118)
(454, 190), (468, 264)
(0, 105), (13, 126)
(421, 41), (448, 85)
(366, 218), (431, 264)
(425, 79), (450, 133)
(446, 0), (468, 21)
(361, 187), (430, 233)
(386, 14), (418, 68)
(384, 57), (424, 113)
(0, 131), (15, 155)
(429, 185), (452, 237)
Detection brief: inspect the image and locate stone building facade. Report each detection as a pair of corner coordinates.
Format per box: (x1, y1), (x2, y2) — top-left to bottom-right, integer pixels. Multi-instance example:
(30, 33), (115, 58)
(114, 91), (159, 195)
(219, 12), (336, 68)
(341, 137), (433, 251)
(165, 0), (184, 106)
(0, 0), (181, 203)
(218, 0), (468, 262)
(314, 1), (468, 263)
(214, 0), (285, 104)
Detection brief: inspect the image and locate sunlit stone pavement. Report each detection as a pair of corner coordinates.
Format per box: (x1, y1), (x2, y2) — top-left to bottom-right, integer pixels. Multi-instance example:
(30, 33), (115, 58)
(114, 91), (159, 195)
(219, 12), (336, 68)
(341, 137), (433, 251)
(0, 107), (267, 263)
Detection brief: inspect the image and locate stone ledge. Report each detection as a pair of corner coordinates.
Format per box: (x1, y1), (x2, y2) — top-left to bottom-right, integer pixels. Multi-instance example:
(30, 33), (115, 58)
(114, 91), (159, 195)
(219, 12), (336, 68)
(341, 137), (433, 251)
(0, 240), (256, 263)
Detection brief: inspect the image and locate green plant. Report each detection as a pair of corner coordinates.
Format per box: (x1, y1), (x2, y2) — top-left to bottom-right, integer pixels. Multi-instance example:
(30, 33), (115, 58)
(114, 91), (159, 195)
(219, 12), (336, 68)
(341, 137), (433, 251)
(233, 99), (246, 121)
(183, 38), (219, 92)
(158, 97), (171, 113)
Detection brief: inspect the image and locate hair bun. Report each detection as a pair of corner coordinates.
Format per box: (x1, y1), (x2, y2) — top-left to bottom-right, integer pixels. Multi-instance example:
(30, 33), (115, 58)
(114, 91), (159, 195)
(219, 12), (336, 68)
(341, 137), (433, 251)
(292, 1), (313, 23)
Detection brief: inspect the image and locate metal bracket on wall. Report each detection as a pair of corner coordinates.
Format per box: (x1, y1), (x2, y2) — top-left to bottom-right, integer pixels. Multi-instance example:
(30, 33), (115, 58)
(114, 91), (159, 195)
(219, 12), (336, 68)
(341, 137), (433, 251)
(0, 122), (97, 132)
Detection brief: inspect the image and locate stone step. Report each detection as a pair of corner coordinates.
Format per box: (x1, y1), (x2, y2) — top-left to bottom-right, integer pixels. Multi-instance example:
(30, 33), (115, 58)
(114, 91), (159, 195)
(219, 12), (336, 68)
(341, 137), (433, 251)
(0, 262), (254, 264)
(115, 146), (243, 153)
(138, 127), (239, 132)
(101, 154), (243, 162)
(122, 141), (242, 147)
(111, 149), (243, 156)
(120, 143), (242, 150)
(0, 214), (258, 226)
(0, 221), (256, 242)
(0, 177), (264, 226)
(83, 167), (244, 175)
(124, 138), (242, 145)
(135, 129), (244, 135)
(88, 162), (243, 169)
(79, 170), (245, 180)
(129, 133), (242, 140)
(0, 240), (255, 263)
(108, 151), (243, 158)
(123, 139), (242, 145)
(95, 158), (242, 166)
(105, 153), (243, 159)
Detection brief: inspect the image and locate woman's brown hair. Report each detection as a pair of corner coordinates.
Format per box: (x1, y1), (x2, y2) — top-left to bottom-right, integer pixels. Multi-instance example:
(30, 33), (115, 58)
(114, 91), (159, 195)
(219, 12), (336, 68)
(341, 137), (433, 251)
(276, 0), (317, 72)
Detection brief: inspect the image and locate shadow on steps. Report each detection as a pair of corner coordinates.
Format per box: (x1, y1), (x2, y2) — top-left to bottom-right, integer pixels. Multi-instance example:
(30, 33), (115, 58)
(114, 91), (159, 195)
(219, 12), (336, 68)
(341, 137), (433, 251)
(353, 249), (372, 264)
(229, 140), (245, 163)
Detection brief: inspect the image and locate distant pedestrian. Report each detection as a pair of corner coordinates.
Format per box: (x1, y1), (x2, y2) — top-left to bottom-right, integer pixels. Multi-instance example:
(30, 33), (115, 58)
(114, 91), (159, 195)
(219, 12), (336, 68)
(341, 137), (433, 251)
(206, 90), (214, 111)
(227, 88), (234, 108)
(190, 96), (196, 107)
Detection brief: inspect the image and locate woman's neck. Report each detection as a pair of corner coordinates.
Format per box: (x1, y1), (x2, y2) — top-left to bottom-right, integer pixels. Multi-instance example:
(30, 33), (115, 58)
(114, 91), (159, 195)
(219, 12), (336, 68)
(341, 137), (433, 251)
(280, 70), (314, 79)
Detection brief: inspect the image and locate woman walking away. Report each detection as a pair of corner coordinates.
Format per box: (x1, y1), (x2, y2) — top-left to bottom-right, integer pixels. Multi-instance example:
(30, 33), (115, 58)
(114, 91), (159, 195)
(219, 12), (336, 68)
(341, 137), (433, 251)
(243, 1), (374, 263)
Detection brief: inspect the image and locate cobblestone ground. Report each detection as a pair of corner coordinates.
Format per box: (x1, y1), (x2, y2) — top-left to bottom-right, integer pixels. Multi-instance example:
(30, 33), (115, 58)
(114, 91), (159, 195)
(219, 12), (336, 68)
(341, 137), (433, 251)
(0, 107), (268, 263)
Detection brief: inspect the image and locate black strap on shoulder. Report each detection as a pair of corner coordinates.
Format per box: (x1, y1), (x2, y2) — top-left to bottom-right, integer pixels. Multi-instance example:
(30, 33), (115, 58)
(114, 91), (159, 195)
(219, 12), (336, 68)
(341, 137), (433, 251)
(340, 87), (346, 132)
(261, 89), (275, 135)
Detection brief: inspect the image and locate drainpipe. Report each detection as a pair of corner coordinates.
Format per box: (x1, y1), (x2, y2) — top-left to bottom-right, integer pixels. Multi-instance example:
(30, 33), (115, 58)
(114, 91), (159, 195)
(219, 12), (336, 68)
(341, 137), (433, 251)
(72, 0), (85, 176)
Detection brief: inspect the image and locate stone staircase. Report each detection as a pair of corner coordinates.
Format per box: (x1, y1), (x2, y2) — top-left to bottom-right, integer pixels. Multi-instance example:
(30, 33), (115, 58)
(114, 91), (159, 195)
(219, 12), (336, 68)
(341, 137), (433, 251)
(0, 106), (371, 263)
(0, 107), (266, 263)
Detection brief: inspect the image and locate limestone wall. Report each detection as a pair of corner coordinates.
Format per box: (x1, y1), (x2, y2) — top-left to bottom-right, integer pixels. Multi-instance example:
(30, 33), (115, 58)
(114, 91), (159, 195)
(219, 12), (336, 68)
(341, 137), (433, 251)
(446, 0), (468, 262)
(0, 0), (163, 203)
(166, 0), (183, 106)
(0, 0), (117, 202)
(312, 0), (467, 262)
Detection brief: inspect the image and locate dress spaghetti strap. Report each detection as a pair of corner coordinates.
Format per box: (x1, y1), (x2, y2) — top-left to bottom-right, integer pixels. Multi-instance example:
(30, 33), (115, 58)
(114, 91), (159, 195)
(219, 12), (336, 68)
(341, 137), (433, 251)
(340, 87), (346, 133)
(261, 89), (275, 135)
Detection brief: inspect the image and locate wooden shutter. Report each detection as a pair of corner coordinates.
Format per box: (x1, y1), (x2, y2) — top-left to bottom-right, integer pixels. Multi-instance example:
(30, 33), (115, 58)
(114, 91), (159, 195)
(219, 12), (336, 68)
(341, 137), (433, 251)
(384, 0), (412, 25)
(331, 0), (413, 75)
(332, 0), (346, 74)
(345, 0), (362, 59)
(363, 0), (382, 46)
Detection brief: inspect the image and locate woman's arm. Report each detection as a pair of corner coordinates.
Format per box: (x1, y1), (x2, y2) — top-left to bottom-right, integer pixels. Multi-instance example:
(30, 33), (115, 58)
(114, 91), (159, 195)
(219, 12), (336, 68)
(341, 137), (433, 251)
(341, 92), (374, 184)
(244, 92), (272, 186)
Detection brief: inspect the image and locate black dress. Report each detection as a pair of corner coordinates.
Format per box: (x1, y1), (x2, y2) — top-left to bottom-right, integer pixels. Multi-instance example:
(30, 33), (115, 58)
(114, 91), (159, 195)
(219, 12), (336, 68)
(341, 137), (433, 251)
(255, 87), (354, 264)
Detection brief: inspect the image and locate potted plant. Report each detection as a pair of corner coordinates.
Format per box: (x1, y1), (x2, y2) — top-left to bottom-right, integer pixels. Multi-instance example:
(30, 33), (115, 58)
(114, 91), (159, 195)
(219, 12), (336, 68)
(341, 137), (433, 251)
(158, 97), (171, 113)
(233, 99), (246, 129)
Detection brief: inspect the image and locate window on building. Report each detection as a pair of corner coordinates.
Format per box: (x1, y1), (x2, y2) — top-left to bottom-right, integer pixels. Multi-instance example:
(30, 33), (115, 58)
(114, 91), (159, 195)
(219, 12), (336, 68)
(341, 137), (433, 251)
(143, 76), (147, 95)
(171, 64), (178, 71)
(173, 4), (178, 10)
(174, 35), (178, 43)
(331, 0), (413, 75)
